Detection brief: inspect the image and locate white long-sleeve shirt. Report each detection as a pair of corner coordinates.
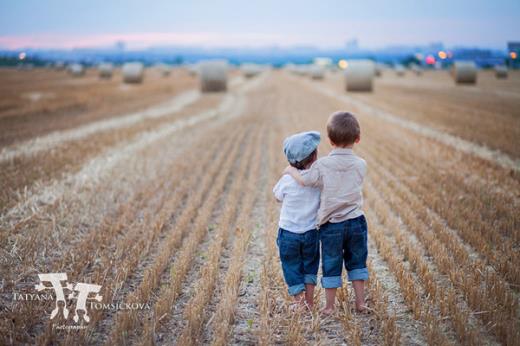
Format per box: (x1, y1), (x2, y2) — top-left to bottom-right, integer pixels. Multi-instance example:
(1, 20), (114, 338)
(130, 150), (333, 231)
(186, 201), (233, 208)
(273, 174), (320, 233)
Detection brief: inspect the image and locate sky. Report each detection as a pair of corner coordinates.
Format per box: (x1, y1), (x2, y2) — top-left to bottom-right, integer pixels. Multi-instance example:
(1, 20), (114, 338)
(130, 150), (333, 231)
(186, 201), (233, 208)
(0, 0), (518, 50)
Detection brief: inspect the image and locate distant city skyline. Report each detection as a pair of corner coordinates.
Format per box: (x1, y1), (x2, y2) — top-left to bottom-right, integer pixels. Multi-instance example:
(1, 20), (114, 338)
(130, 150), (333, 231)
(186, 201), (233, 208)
(0, 0), (518, 50)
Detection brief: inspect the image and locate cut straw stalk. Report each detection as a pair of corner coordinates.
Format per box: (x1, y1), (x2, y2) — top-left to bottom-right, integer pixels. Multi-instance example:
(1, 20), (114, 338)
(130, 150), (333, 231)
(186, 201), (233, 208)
(208, 126), (267, 346)
(105, 127), (248, 345)
(364, 143), (518, 304)
(46, 125), (241, 345)
(175, 124), (262, 346)
(364, 167), (516, 344)
(366, 207), (452, 345)
(365, 181), (482, 344)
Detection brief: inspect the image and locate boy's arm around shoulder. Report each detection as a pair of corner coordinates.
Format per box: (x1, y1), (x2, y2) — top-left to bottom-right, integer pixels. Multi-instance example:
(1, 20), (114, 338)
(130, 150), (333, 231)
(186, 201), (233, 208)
(282, 160), (321, 187)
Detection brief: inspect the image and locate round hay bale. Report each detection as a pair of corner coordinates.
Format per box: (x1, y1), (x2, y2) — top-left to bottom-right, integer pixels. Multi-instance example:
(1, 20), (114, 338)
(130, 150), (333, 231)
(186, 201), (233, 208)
(199, 60), (228, 92)
(309, 65), (325, 80)
(122, 62), (145, 84)
(494, 65), (508, 79)
(241, 63), (262, 78)
(68, 63), (85, 77)
(98, 63), (113, 79)
(452, 61), (477, 84)
(344, 59), (375, 92)
(395, 64), (405, 76)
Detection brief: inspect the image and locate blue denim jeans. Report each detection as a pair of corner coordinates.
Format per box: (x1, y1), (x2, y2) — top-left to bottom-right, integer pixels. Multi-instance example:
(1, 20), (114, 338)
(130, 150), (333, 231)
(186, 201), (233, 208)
(277, 228), (320, 296)
(320, 215), (369, 288)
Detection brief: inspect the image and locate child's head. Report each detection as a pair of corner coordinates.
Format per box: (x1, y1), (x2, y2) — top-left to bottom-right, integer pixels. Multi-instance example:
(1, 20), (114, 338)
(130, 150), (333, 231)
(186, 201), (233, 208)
(327, 111), (360, 147)
(291, 149), (317, 170)
(283, 131), (320, 170)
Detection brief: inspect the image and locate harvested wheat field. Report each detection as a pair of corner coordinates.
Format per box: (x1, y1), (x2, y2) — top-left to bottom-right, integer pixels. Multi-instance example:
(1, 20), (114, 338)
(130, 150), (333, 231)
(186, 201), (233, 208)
(1, 66), (519, 346)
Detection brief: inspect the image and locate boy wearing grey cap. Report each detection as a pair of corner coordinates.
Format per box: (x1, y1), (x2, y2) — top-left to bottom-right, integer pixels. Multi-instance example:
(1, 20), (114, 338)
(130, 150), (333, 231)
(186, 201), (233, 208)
(284, 112), (368, 314)
(273, 131), (321, 308)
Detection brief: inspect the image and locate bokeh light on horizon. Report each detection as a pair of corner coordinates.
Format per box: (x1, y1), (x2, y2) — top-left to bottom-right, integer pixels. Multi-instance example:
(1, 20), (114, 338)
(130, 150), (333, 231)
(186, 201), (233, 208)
(0, 0), (519, 50)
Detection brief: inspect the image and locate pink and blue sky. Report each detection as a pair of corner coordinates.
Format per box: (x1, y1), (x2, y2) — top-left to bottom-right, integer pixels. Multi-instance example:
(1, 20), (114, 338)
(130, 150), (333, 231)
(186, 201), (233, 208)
(0, 0), (518, 50)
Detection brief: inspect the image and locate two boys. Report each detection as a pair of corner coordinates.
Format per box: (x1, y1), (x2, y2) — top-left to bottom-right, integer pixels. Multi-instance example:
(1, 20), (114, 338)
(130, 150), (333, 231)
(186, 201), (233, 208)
(274, 111), (368, 314)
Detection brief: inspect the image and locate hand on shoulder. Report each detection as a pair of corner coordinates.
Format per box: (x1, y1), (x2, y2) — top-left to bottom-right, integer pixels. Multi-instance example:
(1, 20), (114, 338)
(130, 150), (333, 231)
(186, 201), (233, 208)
(283, 165), (298, 176)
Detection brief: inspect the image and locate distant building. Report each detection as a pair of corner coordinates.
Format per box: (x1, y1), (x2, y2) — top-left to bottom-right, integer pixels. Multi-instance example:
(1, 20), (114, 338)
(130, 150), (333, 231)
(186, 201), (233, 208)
(452, 48), (504, 67)
(507, 42), (520, 53)
(507, 42), (519, 68)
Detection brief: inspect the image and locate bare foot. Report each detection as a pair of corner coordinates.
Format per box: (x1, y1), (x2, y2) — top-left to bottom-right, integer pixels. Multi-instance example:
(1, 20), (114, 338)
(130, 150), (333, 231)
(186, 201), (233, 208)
(304, 300), (314, 310)
(321, 307), (335, 315)
(355, 304), (368, 313)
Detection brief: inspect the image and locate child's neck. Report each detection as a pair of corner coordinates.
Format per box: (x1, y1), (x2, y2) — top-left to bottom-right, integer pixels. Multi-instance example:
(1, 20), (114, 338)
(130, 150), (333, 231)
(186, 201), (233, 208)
(331, 144), (354, 149)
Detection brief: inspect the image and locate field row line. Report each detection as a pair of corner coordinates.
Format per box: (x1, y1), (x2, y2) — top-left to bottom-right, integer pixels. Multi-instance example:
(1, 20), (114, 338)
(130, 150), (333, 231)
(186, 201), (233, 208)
(361, 130), (520, 286)
(366, 180), (490, 344)
(258, 126), (286, 345)
(173, 123), (260, 345)
(0, 89), (199, 164)
(361, 149), (517, 344)
(12, 72), (267, 345)
(89, 126), (240, 344)
(208, 125), (267, 346)
(2, 101), (234, 297)
(2, 97), (235, 265)
(0, 74), (246, 164)
(366, 259), (403, 345)
(372, 115), (519, 238)
(17, 132), (204, 268)
(324, 70), (520, 100)
(39, 122), (242, 345)
(104, 125), (248, 345)
(142, 123), (259, 345)
(86, 74), (268, 344)
(296, 74), (520, 172)
(0, 74), (258, 230)
(363, 142), (518, 302)
(365, 202), (455, 345)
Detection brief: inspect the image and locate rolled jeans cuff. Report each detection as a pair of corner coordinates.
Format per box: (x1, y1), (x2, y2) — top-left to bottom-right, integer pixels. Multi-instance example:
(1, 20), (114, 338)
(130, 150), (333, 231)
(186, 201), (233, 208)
(304, 274), (317, 285)
(347, 268), (369, 281)
(321, 276), (342, 288)
(288, 283), (305, 296)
